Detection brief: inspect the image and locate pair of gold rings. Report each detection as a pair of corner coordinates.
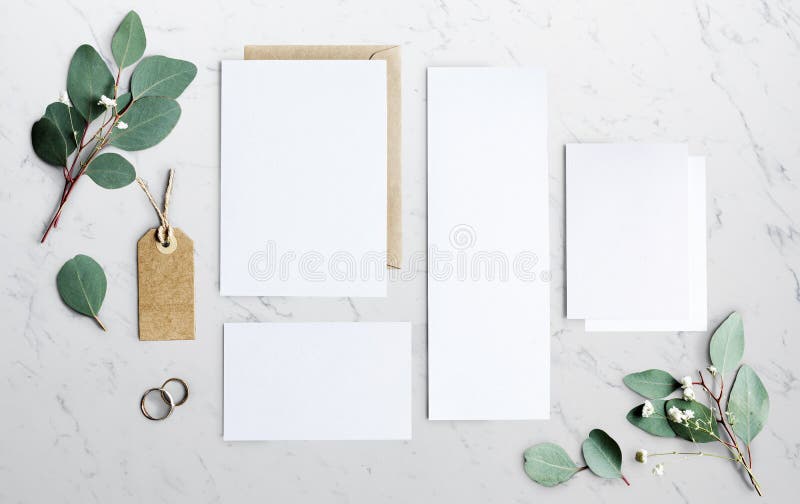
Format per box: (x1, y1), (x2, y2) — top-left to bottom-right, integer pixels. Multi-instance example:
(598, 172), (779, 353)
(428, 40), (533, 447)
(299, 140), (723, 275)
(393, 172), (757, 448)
(140, 377), (189, 421)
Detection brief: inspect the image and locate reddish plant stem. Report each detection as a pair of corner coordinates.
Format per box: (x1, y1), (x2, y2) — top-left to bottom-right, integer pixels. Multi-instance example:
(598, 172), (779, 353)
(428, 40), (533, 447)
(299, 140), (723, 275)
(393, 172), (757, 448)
(41, 86), (130, 243)
(696, 371), (762, 495)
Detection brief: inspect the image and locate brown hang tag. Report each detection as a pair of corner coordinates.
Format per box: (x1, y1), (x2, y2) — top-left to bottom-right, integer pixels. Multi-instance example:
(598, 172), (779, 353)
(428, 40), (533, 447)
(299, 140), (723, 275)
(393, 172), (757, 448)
(136, 170), (195, 341)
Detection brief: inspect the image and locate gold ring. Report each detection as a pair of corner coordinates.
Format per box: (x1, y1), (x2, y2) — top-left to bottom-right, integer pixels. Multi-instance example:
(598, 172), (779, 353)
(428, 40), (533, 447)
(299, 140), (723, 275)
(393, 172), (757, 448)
(160, 377), (189, 407)
(141, 387), (175, 421)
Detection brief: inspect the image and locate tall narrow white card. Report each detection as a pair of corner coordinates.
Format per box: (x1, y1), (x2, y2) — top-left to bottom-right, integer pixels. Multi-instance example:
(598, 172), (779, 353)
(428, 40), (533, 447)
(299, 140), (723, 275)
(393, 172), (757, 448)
(224, 322), (411, 441)
(220, 60), (387, 297)
(427, 67), (550, 420)
(585, 157), (707, 331)
(566, 143), (691, 320)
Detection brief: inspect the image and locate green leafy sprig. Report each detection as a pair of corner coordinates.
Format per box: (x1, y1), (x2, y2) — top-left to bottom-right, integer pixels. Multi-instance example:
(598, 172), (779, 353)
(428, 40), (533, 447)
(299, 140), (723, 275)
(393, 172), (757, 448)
(523, 428), (629, 487)
(624, 312), (768, 496)
(32, 11), (196, 243)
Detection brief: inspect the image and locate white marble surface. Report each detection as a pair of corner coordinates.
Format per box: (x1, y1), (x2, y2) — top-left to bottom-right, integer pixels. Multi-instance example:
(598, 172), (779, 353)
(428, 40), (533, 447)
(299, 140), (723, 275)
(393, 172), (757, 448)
(1, 0), (798, 502)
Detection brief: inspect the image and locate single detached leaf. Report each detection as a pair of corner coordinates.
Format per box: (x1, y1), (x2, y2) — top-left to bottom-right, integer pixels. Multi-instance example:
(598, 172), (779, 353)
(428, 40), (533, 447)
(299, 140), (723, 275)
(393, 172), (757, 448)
(523, 443), (581, 487)
(626, 400), (676, 437)
(31, 117), (68, 166)
(581, 429), (623, 480)
(111, 11), (146, 69)
(131, 55), (197, 99)
(85, 153), (136, 189)
(709, 312), (745, 376)
(116, 92), (132, 113)
(728, 364), (769, 444)
(665, 398), (719, 443)
(56, 254), (108, 330)
(623, 369), (681, 399)
(44, 102), (82, 154)
(67, 44), (115, 121)
(110, 96), (181, 150)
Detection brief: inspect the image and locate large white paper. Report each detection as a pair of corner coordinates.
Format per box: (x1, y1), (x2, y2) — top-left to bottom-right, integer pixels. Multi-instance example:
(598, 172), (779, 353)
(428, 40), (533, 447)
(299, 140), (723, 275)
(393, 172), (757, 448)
(223, 322), (411, 441)
(220, 60), (387, 297)
(427, 67), (550, 420)
(585, 157), (707, 331)
(566, 143), (691, 320)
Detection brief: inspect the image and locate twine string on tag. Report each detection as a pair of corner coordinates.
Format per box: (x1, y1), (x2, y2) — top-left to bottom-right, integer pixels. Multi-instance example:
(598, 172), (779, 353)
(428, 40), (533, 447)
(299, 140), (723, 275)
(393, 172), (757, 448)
(136, 169), (175, 247)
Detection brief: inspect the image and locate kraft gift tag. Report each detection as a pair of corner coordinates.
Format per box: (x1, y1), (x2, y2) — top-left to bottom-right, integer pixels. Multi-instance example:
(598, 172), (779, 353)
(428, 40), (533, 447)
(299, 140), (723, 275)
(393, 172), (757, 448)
(136, 170), (195, 341)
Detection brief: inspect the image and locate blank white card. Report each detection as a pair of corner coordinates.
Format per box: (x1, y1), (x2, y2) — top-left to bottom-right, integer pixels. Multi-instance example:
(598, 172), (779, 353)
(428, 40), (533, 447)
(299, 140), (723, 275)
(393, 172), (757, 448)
(220, 60), (387, 297)
(566, 143), (691, 320)
(224, 322), (411, 440)
(585, 157), (707, 332)
(427, 67), (550, 420)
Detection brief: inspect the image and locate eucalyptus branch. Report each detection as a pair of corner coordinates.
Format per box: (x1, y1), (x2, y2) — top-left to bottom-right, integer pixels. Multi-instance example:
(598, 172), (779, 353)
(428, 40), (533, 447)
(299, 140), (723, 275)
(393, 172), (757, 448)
(622, 313), (769, 497)
(32, 10), (196, 243)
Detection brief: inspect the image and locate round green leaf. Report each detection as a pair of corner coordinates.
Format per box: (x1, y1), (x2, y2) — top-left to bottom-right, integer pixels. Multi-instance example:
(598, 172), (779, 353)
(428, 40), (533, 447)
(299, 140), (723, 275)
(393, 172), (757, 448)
(728, 364), (769, 445)
(623, 369), (680, 399)
(581, 429), (623, 480)
(31, 117), (68, 166)
(523, 443), (581, 487)
(110, 96), (181, 151)
(116, 92), (132, 113)
(56, 254), (107, 329)
(85, 153), (136, 189)
(131, 55), (197, 99)
(44, 102), (81, 154)
(111, 11), (146, 69)
(665, 398), (720, 443)
(709, 312), (745, 376)
(67, 44), (115, 121)
(626, 400), (676, 437)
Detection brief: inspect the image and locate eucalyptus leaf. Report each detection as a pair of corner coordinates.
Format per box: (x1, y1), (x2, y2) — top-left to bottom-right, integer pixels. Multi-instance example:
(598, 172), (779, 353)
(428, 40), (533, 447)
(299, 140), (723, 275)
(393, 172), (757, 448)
(581, 429), (623, 480)
(116, 92), (132, 113)
(85, 153), (135, 189)
(665, 398), (719, 443)
(728, 365), (769, 445)
(44, 102), (82, 154)
(131, 55), (197, 99)
(709, 312), (745, 376)
(110, 96), (181, 150)
(56, 254), (107, 331)
(623, 369), (680, 399)
(67, 44), (115, 121)
(626, 400), (676, 437)
(31, 117), (68, 166)
(523, 443), (581, 487)
(111, 11), (146, 69)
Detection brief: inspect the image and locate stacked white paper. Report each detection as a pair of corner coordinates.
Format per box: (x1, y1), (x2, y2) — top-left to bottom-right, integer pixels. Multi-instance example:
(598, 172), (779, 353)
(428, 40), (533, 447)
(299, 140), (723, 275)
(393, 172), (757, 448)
(566, 144), (707, 332)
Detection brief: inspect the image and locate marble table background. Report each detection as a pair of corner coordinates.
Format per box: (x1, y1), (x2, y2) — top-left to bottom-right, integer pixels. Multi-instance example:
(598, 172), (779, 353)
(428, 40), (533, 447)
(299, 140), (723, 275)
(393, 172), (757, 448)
(1, 0), (798, 502)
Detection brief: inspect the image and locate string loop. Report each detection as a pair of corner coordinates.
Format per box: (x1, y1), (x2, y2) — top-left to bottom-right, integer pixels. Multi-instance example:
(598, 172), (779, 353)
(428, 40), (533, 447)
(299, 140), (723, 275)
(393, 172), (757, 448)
(137, 169), (175, 246)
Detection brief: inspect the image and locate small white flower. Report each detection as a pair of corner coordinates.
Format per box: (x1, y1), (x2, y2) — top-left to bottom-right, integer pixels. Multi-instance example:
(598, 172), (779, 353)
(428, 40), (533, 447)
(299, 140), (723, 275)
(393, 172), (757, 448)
(116, 121), (128, 130)
(98, 95), (117, 108)
(682, 386), (696, 402)
(726, 411), (736, 425)
(642, 400), (655, 418)
(59, 90), (72, 107)
(635, 449), (648, 463)
(707, 365), (718, 376)
(683, 409), (695, 421)
(668, 406), (684, 424)
(652, 463), (665, 476)
(680, 376), (693, 389)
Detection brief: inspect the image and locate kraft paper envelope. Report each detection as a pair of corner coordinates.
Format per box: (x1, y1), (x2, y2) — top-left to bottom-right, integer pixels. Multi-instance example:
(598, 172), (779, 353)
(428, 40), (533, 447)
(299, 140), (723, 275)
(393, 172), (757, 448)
(244, 45), (402, 269)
